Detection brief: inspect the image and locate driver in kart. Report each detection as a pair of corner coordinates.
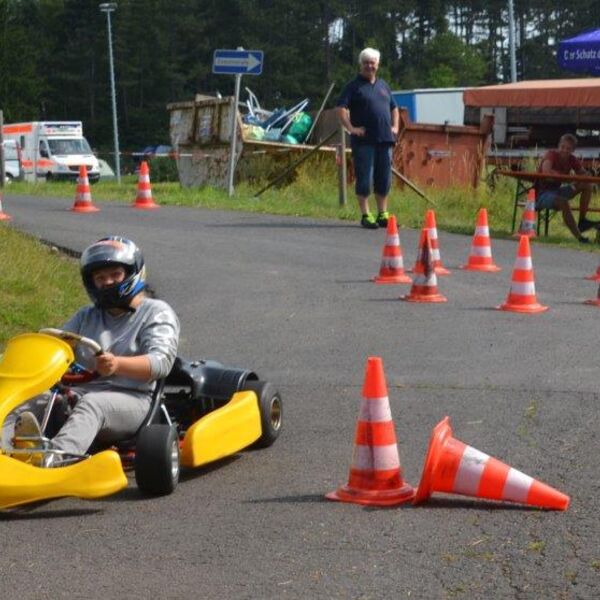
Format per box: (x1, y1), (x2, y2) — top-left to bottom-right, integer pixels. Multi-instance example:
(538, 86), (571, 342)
(7, 236), (180, 467)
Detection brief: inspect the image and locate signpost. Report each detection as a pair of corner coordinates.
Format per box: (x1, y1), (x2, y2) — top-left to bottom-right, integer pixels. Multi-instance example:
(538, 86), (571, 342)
(213, 48), (263, 196)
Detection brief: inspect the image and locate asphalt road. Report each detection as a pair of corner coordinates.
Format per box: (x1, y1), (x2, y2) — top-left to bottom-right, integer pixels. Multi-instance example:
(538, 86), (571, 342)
(1, 193), (598, 599)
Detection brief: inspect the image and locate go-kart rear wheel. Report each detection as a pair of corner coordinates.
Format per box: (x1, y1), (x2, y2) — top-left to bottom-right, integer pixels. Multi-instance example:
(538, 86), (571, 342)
(242, 381), (282, 448)
(134, 424), (180, 496)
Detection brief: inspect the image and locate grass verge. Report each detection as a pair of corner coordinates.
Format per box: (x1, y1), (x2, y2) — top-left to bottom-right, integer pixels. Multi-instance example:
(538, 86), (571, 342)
(0, 226), (86, 346)
(6, 158), (599, 251)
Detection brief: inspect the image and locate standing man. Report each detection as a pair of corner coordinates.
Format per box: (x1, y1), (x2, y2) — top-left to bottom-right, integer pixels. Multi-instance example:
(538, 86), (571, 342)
(536, 133), (597, 243)
(336, 47), (399, 229)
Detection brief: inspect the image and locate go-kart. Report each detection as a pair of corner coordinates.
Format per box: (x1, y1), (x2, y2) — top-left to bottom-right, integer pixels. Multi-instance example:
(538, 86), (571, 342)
(0, 329), (282, 510)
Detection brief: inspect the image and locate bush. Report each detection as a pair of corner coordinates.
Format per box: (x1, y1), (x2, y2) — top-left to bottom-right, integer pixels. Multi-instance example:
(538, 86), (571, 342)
(148, 156), (179, 182)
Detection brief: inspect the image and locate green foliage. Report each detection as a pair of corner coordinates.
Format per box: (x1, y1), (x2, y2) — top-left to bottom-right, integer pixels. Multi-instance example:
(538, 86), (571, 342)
(148, 156), (178, 182)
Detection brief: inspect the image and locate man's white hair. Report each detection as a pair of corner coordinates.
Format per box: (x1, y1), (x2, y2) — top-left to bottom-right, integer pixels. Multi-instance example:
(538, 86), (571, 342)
(359, 47), (380, 65)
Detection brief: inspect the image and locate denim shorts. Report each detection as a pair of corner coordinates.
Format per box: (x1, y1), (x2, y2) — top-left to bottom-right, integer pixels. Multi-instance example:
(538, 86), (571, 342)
(536, 185), (576, 210)
(351, 143), (393, 197)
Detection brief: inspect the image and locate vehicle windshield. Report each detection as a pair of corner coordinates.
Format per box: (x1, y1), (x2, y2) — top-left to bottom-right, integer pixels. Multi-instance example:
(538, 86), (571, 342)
(48, 138), (92, 155)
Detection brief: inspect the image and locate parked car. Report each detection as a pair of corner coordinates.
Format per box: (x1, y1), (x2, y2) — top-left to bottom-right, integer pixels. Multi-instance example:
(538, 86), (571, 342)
(2, 139), (23, 182)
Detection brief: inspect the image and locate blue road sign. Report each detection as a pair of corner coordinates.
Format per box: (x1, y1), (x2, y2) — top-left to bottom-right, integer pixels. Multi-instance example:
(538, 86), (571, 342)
(212, 49), (264, 76)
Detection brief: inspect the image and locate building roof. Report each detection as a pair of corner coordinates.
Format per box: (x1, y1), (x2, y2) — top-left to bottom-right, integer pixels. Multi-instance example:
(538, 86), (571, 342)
(463, 79), (600, 108)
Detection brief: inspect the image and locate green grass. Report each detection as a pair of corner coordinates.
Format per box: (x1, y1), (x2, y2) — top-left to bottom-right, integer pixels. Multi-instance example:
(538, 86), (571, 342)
(6, 158), (599, 251)
(0, 226), (87, 346)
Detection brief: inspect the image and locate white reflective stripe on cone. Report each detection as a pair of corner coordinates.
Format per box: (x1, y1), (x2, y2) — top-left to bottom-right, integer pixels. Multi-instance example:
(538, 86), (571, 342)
(140, 175), (150, 183)
(413, 273), (438, 286)
(475, 226), (490, 236)
(431, 248), (441, 261)
(138, 190), (152, 198)
(428, 228), (438, 240)
(471, 246), (492, 258)
(514, 257), (533, 270)
(453, 445), (490, 496)
(353, 444), (400, 471)
(386, 234), (400, 247)
(510, 281), (536, 295)
(358, 396), (392, 422)
(381, 256), (403, 269)
(501, 468), (533, 503)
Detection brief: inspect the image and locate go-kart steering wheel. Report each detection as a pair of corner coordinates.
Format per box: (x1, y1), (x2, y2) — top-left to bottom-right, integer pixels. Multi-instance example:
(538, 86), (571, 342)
(40, 328), (104, 386)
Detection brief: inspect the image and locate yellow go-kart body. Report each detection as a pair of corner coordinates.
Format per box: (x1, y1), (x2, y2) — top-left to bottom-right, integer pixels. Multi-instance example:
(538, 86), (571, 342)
(0, 332), (272, 510)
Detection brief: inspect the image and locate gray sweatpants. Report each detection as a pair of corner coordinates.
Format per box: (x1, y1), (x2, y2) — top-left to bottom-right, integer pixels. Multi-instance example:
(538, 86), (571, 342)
(3, 388), (151, 456)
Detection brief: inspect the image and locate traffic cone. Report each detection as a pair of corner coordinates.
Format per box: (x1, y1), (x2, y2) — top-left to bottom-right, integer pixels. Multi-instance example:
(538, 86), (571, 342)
(514, 189), (537, 238)
(414, 417), (569, 510)
(326, 357), (415, 507)
(0, 191), (11, 221)
(373, 215), (411, 284)
(460, 208), (501, 272)
(401, 229), (447, 303)
(584, 281), (600, 306)
(584, 258), (600, 282)
(497, 235), (548, 313)
(411, 209), (449, 275)
(132, 161), (159, 209)
(70, 165), (99, 213)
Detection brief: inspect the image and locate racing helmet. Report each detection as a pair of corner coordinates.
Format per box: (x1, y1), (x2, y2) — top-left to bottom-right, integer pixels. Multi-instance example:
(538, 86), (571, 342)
(80, 236), (146, 309)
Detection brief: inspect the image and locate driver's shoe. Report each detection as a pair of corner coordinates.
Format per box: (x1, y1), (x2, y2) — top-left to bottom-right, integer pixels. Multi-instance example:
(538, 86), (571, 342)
(12, 411), (45, 465)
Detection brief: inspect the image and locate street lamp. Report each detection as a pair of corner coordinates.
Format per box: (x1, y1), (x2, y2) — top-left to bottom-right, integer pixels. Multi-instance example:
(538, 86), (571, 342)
(99, 2), (121, 183)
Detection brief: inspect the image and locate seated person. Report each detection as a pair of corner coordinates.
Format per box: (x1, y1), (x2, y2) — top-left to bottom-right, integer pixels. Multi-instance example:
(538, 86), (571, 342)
(7, 236), (180, 467)
(536, 133), (598, 243)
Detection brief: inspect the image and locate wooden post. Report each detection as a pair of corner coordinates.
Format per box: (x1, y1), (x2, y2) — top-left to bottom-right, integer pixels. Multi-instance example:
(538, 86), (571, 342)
(337, 124), (347, 207)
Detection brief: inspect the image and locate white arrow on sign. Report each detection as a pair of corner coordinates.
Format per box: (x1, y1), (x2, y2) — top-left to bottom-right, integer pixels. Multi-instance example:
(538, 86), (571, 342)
(213, 53), (261, 72)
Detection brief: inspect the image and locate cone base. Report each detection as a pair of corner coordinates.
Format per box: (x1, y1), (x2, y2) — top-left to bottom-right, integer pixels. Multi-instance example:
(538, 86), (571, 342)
(435, 266), (451, 276)
(0, 213), (12, 221)
(132, 200), (160, 210)
(584, 274), (600, 281)
(497, 302), (548, 314)
(70, 204), (100, 213)
(513, 230), (536, 239)
(460, 263), (501, 273)
(401, 292), (447, 303)
(326, 482), (415, 507)
(584, 298), (600, 306)
(373, 274), (412, 284)
(414, 417), (452, 504)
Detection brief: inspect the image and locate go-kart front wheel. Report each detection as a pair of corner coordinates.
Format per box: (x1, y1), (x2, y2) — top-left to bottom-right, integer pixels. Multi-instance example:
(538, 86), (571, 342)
(134, 424), (180, 496)
(242, 381), (282, 448)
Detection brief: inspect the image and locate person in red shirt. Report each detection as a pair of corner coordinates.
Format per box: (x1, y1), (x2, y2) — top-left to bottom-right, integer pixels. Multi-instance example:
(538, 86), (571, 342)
(536, 133), (597, 243)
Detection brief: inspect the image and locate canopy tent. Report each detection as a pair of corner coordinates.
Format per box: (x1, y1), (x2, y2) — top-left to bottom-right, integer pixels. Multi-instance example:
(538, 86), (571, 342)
(463, 79), (600, 108)
(558, 29), (600, 74)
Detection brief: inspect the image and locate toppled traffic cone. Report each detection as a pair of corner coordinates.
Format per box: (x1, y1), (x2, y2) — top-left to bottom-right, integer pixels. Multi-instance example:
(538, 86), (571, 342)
(414, 417), (569, 510)
(401, 229), (447, 303)
(326, 356), (415, 506)
(584, 281), (600, 307)
(132, 161), (159, 209)
(497, 235), (547, 313)
(70, 165), (100, 213)
(514, 188), (537, 238)
(412, 209), (449, 275)
(460, 208), (500, 272)
(373, 215), (411, 284)
(0, 191), (11, 221)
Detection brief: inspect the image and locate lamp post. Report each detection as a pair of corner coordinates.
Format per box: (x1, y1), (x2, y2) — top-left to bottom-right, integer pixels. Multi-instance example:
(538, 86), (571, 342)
(99, 2), (121, 183)
(508, 0), (517, 82)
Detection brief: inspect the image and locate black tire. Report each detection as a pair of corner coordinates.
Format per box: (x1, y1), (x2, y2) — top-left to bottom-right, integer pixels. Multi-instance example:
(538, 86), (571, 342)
(242, 380), (282, 448)
(134, 424), (180, 496)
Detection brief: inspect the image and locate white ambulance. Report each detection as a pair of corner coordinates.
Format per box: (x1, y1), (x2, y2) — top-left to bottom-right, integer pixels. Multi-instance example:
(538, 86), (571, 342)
(1, 121), (100, 183)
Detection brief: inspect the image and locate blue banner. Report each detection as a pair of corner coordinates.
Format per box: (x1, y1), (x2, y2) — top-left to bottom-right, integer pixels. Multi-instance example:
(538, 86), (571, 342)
(558, 29), (600, 74)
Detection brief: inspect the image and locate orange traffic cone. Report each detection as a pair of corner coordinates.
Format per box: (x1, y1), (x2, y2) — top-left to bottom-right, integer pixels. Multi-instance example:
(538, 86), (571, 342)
(326, 357), (415, 506)
(497, 235), (548, 313)
(70, 165), (99, 213)
(460, 208), (500, 272)
(373, 215), (411, 284)
(401, 229), (447, 303)
(584, 281), (600, 306)
(133, 161), (159, 209)
(414, 417), (569, 510)
(514, 188), (537, 238)
(584, 258), (600, 282)
(0, 191), (11, 221)
(412, 209), (449, 275)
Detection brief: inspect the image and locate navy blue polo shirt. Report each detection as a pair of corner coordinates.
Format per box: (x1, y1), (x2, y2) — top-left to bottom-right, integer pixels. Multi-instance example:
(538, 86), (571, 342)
(337, 75), (398, 146)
